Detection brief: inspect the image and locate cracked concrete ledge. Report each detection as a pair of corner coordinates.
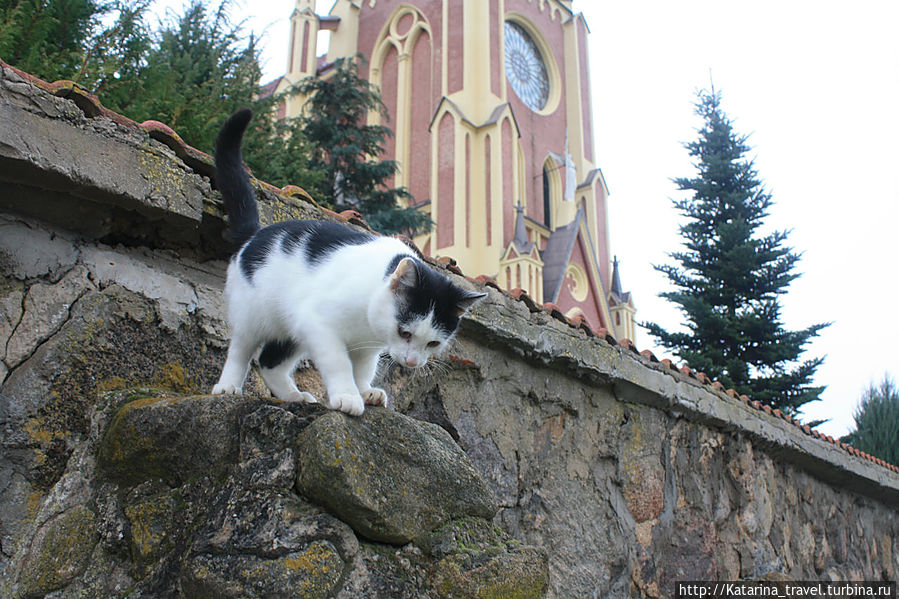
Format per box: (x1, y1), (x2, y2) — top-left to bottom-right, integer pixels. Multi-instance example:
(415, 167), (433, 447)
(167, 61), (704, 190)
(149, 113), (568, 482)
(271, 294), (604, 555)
(0, 60), (349, 259)
(0, 214), (230, 389)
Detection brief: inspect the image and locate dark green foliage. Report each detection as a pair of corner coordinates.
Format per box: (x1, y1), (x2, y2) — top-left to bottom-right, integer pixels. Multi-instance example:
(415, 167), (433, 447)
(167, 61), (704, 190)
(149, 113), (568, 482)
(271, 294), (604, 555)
(841, 376), (899, 465)
(75, 0), (154, 112)
(102, 0), (262, 152)
(644, 89), (829, 416)
(293, 56), (431, 235)
(0, 0), (99, 81)
(241, 109), (324, 194)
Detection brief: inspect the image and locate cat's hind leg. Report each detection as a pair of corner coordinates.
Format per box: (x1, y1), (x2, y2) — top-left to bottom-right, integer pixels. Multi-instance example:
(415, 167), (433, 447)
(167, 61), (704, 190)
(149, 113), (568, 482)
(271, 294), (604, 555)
(351, 349), (387, 406)
(258, 339), (317, 404)
(212, 333), (257, 395)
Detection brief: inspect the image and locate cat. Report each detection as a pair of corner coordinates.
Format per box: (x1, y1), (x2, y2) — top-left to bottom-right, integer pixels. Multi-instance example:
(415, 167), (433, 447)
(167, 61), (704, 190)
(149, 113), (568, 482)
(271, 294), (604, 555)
(210, 108), (486, 416)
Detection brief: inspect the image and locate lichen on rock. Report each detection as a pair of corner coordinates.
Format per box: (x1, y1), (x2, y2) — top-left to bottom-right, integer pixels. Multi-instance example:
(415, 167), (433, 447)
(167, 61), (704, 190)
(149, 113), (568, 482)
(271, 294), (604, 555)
(180, 540), (343, 599)
(421, 517), (550, 599)
(17, 505), (98, 597)
(97, 393), (246, 487)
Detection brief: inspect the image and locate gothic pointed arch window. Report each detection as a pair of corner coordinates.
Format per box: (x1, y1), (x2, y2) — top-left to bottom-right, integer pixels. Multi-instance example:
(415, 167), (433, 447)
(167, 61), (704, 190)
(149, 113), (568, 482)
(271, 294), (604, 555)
(542, 157), (561, 230)
(370, 7), (433, 197)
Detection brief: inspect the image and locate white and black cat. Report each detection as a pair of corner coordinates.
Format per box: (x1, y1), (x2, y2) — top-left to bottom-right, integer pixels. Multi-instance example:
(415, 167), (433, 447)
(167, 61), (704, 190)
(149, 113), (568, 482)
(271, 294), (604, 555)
(211, 108), (486, 415)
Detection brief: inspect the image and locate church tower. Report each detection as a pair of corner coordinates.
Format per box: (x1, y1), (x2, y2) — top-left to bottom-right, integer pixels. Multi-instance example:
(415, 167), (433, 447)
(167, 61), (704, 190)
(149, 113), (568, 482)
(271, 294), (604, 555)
(276, 0), (634, 337)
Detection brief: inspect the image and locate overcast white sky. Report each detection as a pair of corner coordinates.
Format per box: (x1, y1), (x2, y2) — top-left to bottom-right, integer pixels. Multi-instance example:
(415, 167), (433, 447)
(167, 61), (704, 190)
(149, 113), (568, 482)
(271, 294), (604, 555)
(152, 0), (898, 438)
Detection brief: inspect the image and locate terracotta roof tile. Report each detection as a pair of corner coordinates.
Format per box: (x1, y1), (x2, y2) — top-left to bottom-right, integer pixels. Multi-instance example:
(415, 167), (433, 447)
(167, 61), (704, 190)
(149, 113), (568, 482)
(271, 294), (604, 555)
(435, 256), (464, 275)
(508, 288), (540, 312)
(542, 303), (569, 324)
(565, 313), (596, 338)
(617, 338), (639, 353)
(660, 359), (678, 372)
(641, 349), (660, 363)
(447, 354), (479, 369)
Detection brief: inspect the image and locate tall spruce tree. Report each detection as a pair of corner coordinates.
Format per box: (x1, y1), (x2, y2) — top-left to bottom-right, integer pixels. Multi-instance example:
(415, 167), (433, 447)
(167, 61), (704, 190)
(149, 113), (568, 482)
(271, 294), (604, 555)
(294, 56), (431, 236)
(644, 89), (828, 416)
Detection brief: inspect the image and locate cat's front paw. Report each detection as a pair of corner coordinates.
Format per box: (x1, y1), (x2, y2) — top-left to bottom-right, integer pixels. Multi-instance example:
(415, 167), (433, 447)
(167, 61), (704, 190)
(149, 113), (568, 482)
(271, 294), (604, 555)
(329, 393), (365, 416)
(361, 387), (387, 406)
(278, 390), (318, 404)
(212, 382), (242, 395)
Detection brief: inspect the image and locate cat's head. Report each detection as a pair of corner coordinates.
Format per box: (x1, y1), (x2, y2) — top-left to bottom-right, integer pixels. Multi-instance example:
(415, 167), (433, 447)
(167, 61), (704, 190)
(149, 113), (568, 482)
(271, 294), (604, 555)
(381, 257), (486, 368)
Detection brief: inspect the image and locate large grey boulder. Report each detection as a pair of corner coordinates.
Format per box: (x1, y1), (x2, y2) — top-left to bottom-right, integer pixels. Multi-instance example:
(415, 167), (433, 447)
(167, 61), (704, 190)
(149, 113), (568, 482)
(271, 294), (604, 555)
(295, 407), (499, 544)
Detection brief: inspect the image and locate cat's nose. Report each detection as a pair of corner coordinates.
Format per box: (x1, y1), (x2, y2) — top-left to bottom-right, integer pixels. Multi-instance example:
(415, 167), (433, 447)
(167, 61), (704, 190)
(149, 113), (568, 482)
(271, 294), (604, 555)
(405, 357), (419, 367)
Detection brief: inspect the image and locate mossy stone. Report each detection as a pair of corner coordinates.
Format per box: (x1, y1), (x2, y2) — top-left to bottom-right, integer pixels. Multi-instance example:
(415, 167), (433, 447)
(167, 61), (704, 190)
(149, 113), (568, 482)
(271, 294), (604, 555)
(295, 408), (498, 544)
(431, 545), (549, 599)
(180, 540), (343, 599)
(18, 505), (98, 596)
(124, 490), (179, 579)
(97, 393), (247, 487)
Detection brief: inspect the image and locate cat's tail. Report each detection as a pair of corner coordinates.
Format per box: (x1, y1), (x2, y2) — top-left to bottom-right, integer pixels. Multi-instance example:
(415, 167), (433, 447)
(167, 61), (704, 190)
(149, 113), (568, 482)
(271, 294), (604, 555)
(215, 108), (260, 249)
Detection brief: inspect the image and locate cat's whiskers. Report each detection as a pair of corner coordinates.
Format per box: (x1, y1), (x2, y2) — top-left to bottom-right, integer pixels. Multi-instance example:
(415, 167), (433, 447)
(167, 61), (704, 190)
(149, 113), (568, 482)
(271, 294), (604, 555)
(346, 343), (388, 353)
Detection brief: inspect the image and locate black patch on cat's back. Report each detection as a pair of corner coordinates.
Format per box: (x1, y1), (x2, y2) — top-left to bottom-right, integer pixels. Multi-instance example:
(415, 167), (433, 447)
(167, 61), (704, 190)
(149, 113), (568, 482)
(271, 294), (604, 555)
(292, 221), (376, 264)
(238, 222), (292, 280)
(239, 220), (376, 280)
(258, 338), (297, 369)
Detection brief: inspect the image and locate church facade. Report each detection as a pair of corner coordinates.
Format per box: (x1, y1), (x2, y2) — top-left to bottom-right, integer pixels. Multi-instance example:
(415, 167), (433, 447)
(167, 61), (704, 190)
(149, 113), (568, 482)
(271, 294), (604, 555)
(272, 0), (635, 337)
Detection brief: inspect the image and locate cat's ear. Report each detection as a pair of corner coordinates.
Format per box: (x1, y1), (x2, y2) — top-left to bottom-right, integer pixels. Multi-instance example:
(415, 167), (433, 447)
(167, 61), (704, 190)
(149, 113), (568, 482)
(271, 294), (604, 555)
(389, 257), (418, 293)
(455, 289), (487, 315)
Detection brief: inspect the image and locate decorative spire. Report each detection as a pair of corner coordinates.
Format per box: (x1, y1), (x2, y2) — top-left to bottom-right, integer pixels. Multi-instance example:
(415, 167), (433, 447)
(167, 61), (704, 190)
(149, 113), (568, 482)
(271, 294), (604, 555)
(513, 202), (530, 252)
(611, 256), (624, 298)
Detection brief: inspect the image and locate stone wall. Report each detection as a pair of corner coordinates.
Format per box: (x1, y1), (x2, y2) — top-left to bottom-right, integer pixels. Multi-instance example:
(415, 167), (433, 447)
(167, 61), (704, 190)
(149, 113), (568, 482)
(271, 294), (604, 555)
(1, 60), (897, 598)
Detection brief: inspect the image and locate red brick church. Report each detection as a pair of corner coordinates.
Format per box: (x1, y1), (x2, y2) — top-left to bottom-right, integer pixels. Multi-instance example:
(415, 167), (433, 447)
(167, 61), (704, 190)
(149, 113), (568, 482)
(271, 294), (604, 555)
(269, 0), (634, 337)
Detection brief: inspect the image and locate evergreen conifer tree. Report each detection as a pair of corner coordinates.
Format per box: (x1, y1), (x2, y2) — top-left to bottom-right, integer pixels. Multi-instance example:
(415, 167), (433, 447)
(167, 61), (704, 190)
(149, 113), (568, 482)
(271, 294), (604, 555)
(294, 56), (431, 236)
(0, 0), (100, 81)
(841, 376), (899, 465)
(644, 89), (829, 416)
(111, 0), (262, 152)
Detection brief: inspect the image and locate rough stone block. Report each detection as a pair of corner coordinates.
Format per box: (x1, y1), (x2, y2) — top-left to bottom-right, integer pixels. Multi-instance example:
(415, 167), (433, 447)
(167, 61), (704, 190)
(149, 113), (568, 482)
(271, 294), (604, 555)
(423, 518), (550, 599)
(295, 408), (498, 544)
(180, 541), (343, 599)
(4, 264), (93, 367)
(97, 394), (247, 487)
(16, 505), (98, 596)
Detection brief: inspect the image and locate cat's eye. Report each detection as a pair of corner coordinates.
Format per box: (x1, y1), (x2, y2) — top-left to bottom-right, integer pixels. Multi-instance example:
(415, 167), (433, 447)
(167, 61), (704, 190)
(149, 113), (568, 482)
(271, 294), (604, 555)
(398, 327), (412, 341)
(426, 341), (440, 349)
